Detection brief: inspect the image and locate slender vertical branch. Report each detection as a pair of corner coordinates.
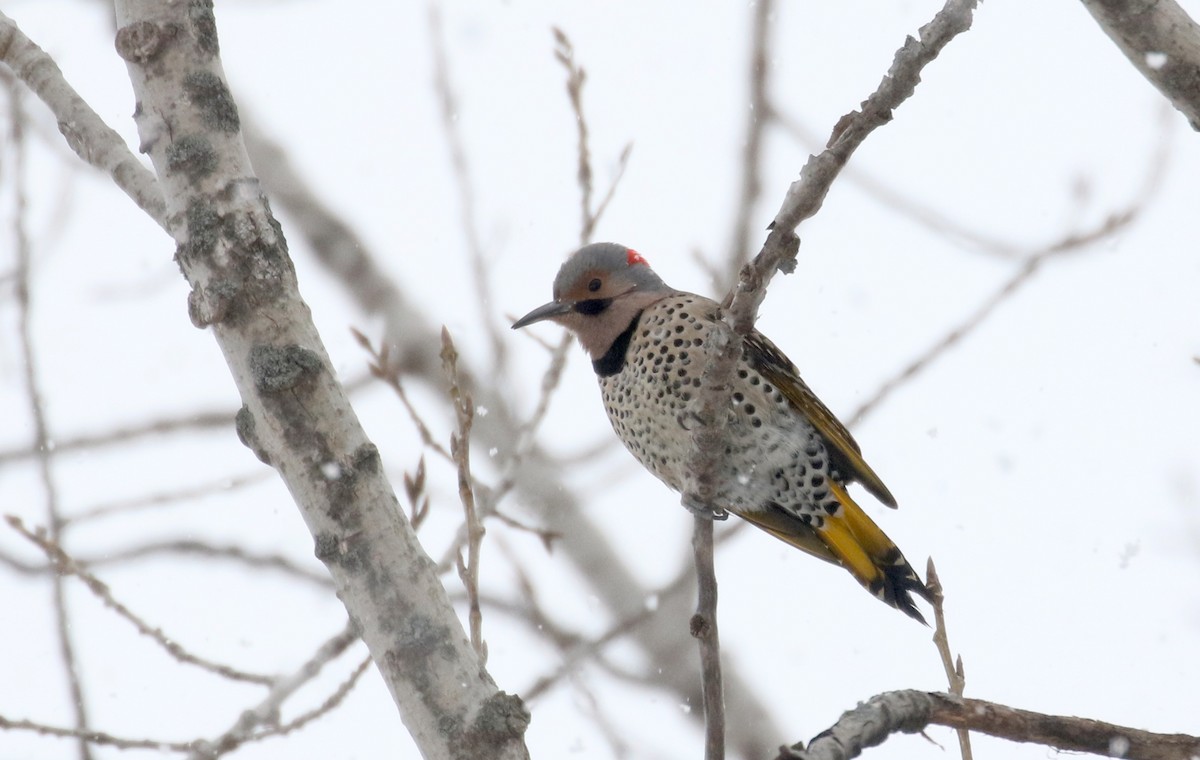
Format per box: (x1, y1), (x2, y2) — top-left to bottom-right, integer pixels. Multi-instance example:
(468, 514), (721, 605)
(727, 0), (774, 282)
(552, 28), (594, 244)
(690, 518), (725, 760)
(927, 559), (971, 760)
(442, 328), (486, 661)
(429, 7), (506, 373)
(5, 75), (94, 760)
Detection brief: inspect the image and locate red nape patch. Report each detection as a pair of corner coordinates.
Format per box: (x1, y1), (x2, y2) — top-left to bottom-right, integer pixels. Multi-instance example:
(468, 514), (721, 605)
(626, 248), (647, 267)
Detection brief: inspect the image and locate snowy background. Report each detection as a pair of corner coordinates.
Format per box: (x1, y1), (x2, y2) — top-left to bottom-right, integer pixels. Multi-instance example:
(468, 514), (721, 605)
(1, 1), (1198, 758)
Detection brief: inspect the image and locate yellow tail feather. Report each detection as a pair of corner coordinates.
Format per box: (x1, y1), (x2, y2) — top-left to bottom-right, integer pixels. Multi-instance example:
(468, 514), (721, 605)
(819, 481), (932, 622)
(736, 484), (931, 621)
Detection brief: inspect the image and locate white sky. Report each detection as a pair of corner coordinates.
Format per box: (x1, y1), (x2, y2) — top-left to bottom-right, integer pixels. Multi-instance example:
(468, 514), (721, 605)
(1, 1), (1198, 759)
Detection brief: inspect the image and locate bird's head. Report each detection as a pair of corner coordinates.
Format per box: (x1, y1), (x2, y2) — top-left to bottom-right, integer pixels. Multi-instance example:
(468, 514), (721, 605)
(512, 243), (671, 359)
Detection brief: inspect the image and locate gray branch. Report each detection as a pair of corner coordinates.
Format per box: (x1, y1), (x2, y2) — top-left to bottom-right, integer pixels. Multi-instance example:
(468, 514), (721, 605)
(778, 690), (1200, 760)
(684, 0), (979, 516)
(0, 10), (166, 226)
(108, 2), (528, 758)
(1078, 0), (1200, 130)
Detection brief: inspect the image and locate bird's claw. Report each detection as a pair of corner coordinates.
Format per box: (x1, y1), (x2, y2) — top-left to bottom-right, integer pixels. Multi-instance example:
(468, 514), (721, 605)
(682, 494), (729, 521)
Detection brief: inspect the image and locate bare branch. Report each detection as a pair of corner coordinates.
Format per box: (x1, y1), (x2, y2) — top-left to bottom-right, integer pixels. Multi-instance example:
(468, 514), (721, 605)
(727, 0), (774, 280)
(0, 409), (235, 465)
(850, 208), (1143, 424)
(81, 539), (332, 588)
(590, 142), (633, 234)
(926, 560), (971, 760)
(8, 516), (276, 685)
(1078, 0), (1200, 129)
(107, 2), (528, 754)
(690, 518), (725, 760)
(774, 108), (1024, 260)
(353, 327), (453, 462)
(777, 690), (1200, 760)
(520, 523), (744, 701)
(429, 6), (507, 373)
(552, 27), (594, 244)
(770, 0), (979, 236)
(64, 472), (271, 528)
(0, 11), (166, 226)
(685, 0), (979, 518)
(187, 622), (360, 759)
(4, 79), (93, 760)
(442, 327), (487, 662)
(0, 715), (193, 753)
(257, 656), (373, 740)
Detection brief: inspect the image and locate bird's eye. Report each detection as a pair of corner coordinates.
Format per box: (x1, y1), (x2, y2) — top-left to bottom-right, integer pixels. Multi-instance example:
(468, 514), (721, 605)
(587, 278), (602, 293)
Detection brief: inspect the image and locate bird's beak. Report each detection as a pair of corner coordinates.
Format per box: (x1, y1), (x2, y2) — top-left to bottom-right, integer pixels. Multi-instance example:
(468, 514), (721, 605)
(512, 300), (573, 329)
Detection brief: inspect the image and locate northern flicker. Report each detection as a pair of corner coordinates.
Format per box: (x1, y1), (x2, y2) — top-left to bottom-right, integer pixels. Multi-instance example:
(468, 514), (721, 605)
(513, 242), (932, 621)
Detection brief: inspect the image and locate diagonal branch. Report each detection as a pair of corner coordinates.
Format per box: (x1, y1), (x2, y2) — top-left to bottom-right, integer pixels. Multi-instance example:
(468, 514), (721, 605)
(686, 0), (980, 512)
(107, 2), (529, 757)
(1077, 0), (1200, 130)
(8, 516), (276, 685)
(0, 11), (166, 226)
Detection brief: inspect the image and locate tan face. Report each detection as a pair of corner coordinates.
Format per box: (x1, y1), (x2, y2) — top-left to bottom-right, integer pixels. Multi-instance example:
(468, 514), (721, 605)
(514, 266), (670, 360)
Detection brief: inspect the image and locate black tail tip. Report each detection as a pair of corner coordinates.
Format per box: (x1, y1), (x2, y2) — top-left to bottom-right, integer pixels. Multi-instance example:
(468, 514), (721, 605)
(879, 563), (934, 624)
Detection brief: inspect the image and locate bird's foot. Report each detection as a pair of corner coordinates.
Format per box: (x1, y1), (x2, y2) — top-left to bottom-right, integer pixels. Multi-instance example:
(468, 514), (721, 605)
(681, 494), (729, 521)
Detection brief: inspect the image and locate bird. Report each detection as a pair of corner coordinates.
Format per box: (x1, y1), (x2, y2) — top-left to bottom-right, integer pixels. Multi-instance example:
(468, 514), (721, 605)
(512, 242), (932, 621)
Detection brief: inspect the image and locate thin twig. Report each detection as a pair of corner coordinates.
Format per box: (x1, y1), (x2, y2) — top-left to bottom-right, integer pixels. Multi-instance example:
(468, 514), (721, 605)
(489, 507), (561, 551)
(6, 79), (94, 760)
(691, 518), (725, 760)
(520, 523), (744, 701)
(0, 715), (194, 753)
(727, 0), (774, 281)
(353, 327), (453, 462)
(442, 327), (487, 662)
(771, 0), (979, 236)
(0, 409), (235, 465)
(257, 656), (373, 740)
(926, 559), (971, 760)
(488, 335), (572, 507)
(448, 25), (633, 569)
(553, 27), (594, 244)
(850, 210), (1140, 424)
(7, 516), (275, 685)
(591, 142), (633, 232)
(429, 6), (506, 373)
(0, 374), (373, 466)
(0, 652), (371, 757)
(63, 472), (271, 528)
(402, 455), (432, 531)
(773, 108), (1023, 260)
(187, 622), (361, 759)
(81, 540), (332, 588)
(849, 104), (1173, 423)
